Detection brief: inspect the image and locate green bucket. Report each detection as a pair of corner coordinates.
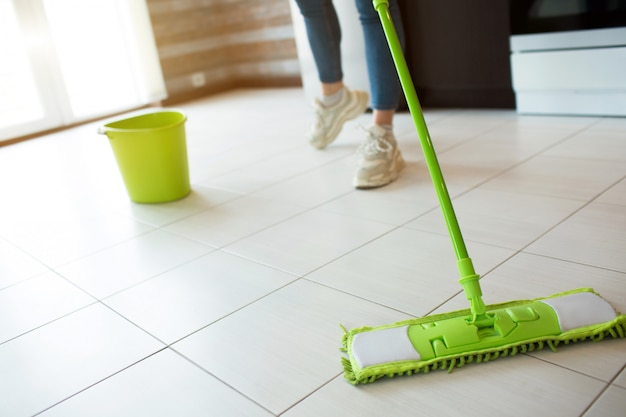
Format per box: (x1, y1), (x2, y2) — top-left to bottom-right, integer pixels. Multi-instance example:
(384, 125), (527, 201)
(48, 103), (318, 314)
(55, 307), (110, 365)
(98, 110), (191, 203)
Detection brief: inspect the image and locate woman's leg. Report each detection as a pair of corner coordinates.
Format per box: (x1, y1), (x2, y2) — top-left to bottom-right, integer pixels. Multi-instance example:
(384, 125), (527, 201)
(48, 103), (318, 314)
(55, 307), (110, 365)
(294, 0), (343, 86)
(352, 0), (406, 189)
(295, 0), (369, 150)
(354, 0), (405, 114)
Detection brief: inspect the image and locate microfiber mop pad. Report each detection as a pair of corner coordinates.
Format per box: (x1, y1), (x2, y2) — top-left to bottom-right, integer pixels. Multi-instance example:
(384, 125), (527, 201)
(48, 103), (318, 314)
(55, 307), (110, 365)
(342, 288), (625, 384)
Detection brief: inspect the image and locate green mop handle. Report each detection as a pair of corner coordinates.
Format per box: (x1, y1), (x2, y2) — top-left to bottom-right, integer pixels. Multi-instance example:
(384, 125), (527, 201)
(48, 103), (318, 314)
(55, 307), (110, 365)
(373, 0), (486, 321)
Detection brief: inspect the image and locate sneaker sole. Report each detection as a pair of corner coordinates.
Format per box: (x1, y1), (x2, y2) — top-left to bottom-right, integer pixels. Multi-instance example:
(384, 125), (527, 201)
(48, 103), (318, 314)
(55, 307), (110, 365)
(310, 91), (369, 150)
(353, 149), (405, 189)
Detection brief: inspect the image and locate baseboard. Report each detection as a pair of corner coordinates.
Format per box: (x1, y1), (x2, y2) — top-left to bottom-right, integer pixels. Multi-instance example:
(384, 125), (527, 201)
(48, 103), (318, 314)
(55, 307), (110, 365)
(162, 76), (303, 106)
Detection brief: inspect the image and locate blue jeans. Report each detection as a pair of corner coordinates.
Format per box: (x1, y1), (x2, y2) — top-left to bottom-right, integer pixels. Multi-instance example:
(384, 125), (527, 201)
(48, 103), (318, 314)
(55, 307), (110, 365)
(294, 0), (405, 110)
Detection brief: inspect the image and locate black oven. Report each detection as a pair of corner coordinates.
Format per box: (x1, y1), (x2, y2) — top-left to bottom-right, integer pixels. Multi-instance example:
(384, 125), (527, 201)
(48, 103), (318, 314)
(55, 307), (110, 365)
(510, 0), (626, 35)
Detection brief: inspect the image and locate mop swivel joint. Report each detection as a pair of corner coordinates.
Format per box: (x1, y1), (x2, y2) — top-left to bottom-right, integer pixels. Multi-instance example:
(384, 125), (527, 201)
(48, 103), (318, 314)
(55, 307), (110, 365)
(457, 258), (487, 322)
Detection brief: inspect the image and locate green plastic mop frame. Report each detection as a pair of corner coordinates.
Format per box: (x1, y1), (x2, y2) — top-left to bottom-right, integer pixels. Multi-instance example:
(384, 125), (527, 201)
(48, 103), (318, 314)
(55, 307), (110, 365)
(340, 0), (626, 385)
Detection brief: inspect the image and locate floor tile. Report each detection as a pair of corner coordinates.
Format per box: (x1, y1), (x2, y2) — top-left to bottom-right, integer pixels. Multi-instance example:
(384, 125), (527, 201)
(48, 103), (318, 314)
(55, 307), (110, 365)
(188, 136), (303, 186)
(596, 178), (626, 206)
(283, 355), (605, 417)
(0, 271), (95, 344)
(435, 146), (513, 188)
(173, 279), (411, 415)
(306, 227), (514, 316)
(186, 117), (309, 183)
(104, 250), (297, 344)
(163, 194), (308, 248)
(483, 155), (625, 201)
(405, 188), (584, 250)
(108, 184), (243, 227)
(0, 125), (120, 206)
(477, 122), (581, 150)
(614, 367), (626, 389)
(440, 252), (626, 313)
(525, 202), (626, 273)
(201, 144), (351, 194)
(317, 164), (470, 226)
(433, 124), (577, 187)
(0, 303), (164, 417)
(436, 109), (519, 128)
(583, 385), (626, 417)
(504, 114), (598, 129)
(0, 206), (155, 268)
(529, 338), (626, 384)
(251, 157), (355, 208)
(56, 230), (213, 298)
(0, 238), (48, 289)
(38, 349), (273, 417)
(223, 208), (395, 276)
(420, 118), (498, 150)
(543, 130), (626, 162)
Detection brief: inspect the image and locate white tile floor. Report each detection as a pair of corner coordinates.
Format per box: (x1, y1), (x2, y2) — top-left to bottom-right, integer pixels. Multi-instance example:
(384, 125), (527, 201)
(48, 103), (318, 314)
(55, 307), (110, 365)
(0, 88), (625, 416)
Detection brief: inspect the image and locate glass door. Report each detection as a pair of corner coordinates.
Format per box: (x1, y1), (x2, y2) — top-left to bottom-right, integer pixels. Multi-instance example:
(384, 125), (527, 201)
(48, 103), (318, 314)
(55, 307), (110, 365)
(0, 0), (166, 143)
(0, 0), (60, 141)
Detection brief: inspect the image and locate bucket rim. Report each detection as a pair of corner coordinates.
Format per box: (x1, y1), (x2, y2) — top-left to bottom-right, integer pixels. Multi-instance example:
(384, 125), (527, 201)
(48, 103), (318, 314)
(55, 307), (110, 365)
(98, 108), (187, 135)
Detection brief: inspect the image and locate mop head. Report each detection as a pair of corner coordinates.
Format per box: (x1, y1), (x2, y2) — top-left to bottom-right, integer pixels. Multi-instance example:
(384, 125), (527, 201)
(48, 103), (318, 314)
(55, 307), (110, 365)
(341, 288), (625, 384)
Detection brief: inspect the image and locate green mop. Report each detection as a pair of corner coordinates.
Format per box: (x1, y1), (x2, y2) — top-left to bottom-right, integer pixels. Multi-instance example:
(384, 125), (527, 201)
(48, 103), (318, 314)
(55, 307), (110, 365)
(341, 0), (626, 385)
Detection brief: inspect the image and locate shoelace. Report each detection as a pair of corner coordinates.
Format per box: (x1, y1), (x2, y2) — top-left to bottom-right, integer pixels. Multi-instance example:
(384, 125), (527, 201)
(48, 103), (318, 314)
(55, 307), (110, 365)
(313, 105), (326, 130)
(356, 126), (393, 157)
(312, 99), (333, 131)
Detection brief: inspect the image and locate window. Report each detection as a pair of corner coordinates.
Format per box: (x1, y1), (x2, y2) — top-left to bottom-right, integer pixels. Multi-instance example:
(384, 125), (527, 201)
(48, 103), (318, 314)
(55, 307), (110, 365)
(0, 0), (166, 143)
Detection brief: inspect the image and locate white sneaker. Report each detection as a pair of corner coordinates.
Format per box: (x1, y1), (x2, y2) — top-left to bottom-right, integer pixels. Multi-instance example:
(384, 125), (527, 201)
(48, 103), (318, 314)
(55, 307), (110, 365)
(353, 125), (405, 189)
(309, 88), (369, 150)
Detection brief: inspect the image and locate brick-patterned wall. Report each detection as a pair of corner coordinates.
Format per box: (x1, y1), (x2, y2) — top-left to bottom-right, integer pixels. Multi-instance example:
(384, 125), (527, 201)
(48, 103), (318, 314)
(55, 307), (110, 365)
(147, 0), (301, 104)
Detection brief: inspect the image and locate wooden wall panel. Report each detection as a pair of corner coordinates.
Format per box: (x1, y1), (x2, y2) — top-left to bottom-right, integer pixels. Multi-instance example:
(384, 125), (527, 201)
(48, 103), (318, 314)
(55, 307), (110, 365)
(146, 0), (301, 104)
